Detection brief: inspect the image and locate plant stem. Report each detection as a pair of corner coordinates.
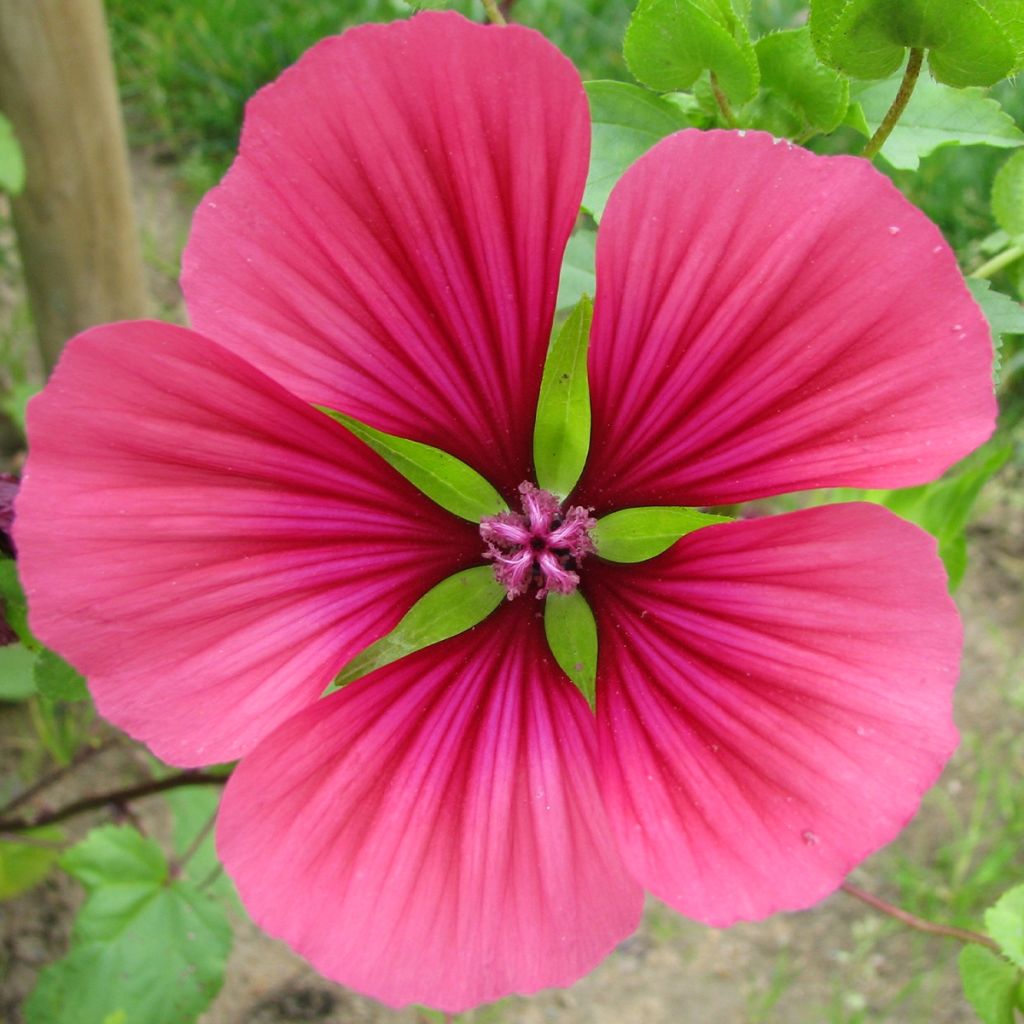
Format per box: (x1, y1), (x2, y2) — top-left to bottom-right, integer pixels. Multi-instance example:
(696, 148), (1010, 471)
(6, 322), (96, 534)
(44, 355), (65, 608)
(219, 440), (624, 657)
(480, 0), (507, 25)
(0, 736), (117, 817)
(861, 48), (924, 161)
(971, 244), (1024, 280)
(0, 771), (228, 833)
(709, 72), (738, 128)
(841, 882), (999, 952)
(169, 807), (218, 878)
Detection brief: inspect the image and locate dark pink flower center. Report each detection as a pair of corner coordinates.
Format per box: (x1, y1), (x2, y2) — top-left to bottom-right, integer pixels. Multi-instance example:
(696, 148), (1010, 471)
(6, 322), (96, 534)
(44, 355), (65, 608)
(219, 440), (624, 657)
(480, 482), (595, 600)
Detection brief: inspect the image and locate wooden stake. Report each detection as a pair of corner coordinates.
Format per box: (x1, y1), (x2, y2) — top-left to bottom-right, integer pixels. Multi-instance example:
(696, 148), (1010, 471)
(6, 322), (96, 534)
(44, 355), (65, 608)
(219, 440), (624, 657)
(0, 0), (147, 371)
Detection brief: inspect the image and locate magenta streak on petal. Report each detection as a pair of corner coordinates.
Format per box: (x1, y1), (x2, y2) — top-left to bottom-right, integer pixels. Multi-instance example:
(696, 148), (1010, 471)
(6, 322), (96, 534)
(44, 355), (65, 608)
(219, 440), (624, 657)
(481, 482), (595, 599)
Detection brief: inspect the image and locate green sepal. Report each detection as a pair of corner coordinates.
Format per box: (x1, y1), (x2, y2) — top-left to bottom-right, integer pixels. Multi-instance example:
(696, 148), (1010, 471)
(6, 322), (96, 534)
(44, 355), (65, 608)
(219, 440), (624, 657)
(533, 295), (593, 499)
(318, 408), (507, 522)
(326, 566), (504, 693)
(810, 0), (1024, 88)
(623, 0), (760, 106)
(583, 80), (693, 221)
(753, 28), (849, 135)
(593, 506), (731, 563)
(544, 590), (598, 711)
(556, 229), (596, 312)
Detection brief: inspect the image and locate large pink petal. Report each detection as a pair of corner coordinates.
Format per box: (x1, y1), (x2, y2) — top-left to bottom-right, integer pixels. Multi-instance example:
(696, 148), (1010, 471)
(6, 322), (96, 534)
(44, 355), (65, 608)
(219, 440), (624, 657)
(15, 322), (479, 766)
(218, 601), (642, 1011)
(576, 130), (995, 509)
(586, 503), (961, 924)
(183, 12), (589, 497)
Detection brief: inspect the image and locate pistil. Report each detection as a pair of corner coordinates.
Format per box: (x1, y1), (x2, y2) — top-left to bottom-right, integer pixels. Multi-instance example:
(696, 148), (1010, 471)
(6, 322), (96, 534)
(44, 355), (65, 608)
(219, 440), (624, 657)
(480, 482), (595, 600)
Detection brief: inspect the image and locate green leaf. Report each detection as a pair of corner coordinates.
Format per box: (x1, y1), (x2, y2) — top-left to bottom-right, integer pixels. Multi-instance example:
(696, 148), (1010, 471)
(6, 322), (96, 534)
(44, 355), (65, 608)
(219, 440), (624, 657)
(0, 559), (39, 651)
(992, 149), (1024, 240)
(534, 296), (593, 498)
(967, 278), (1024, 385)
(0, 112), (25, 195)
(0, 828), (62, 900)
(810, 0), (1024, 87)
(319, 408), (506, 522)
(556, 229), (596, 312)
(624, 0), (760, 106)
(544, 590), (598, 710)
(164, 787), (235, 902)
(986, 884), (1024, 969)
(0, 642), (38, 701)
(959, 945), (1021, 1024)
(849, 73), (1024, 171)
(824, 441), (1010, 590)
(754, 28), (850, 134)
(969, 279), (1024, 337)
(593, 506), (732, 563)
(34, 648), (88, 703)
(327, 566), (504, 692)
(26, 826), (232, 1024)
(583, 80), (692, 220)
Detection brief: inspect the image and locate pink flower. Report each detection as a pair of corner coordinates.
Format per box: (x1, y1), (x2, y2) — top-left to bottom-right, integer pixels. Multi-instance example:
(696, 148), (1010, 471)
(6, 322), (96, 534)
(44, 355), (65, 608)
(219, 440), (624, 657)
(15, 11), (994, 1013)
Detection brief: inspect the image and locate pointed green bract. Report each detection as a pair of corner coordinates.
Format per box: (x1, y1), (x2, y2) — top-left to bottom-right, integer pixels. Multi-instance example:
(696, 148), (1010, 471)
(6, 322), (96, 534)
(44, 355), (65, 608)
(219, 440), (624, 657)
(326, 566), (504, 692)
(583, 80), (693, 221)
(624, 0), (760, 106)
(810, 0), (1024, 87)
(533, 295), (593, 499)
(319, 408), (507, 521)
(754, 28), (849, 135)
(849, 74), (1024, 171)
(593, 506), (731, 563)
(544, 590), (598, 710)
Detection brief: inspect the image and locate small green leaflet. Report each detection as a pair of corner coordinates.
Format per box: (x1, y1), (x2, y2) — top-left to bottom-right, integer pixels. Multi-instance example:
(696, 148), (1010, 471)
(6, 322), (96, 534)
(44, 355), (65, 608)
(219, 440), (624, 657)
(753, 28), (849, 136)
(593, 506), (732, 563)
(0, 112), (25, 195)
(0, 559), (39, 651)
(810, 0), (1024, 88)
(326, 566), (504, 693)
(849, 73), (1024, 171)
(958, 945), (1021, 1024)
(0, 827), (62, 900)
(624, 0), (760, 106)
(26, 826), (232, 1024)
(319, 408), (507, 521)
(544, 590), (598, 710)
(0, 641), (37, 701)
(985, 884), (1024, 970)
(533, 295), (593, 499)
(992, 149), (1024, 241)
(34, 648), (89, 703)
(583, 80), (692, 221)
